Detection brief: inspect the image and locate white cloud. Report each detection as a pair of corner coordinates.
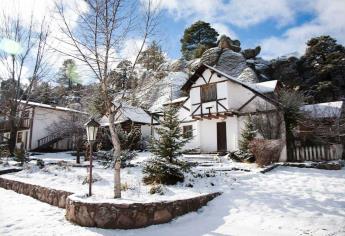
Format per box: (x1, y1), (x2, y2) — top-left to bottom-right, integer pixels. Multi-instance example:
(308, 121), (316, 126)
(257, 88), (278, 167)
(154, 0), (298, 28)
(119, 38), (147, 64)
(212, 23), (238, 39)
(260, 0), (345, 59)
(0, 0), (88, 83)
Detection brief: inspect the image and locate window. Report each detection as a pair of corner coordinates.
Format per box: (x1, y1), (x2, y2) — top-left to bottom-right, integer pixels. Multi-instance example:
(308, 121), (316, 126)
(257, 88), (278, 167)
(182, 125), (193, 138)
(201, 84), (217, 103)
(17, 132), (23, 143)
(22, 110), (30, 118)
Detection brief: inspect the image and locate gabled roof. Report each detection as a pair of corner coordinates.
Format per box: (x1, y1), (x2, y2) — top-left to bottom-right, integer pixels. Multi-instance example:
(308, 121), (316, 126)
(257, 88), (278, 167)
(301, 101), (344, 119)
(181, 64), (280, 107)
(119, 103), (153, 124)
(248, 80), (279, 94)
(101, 102), (155, 126)
(19, 100), (86, 114)
(163, 97), (189, 106)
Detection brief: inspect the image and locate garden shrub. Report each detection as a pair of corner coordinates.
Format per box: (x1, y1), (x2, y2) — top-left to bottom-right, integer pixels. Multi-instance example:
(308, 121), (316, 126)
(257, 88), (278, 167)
(143, 158), (185, 185)
(249, 139), (283, 167)
(14, 144), (28, 165)
(36, 159), (45, 169)
(149, 184), (164, 195)
(229, 150), (254, 163)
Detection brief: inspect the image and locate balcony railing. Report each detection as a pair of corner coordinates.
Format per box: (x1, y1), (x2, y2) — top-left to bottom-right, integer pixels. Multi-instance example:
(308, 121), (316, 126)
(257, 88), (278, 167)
(0, 118), (31, 132)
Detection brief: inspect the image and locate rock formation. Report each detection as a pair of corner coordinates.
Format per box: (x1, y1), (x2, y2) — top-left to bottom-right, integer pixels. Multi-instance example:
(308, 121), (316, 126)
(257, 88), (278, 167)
(199, 35), (258, 83)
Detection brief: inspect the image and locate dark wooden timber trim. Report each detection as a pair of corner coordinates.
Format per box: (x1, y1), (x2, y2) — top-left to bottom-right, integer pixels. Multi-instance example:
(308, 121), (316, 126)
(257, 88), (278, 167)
(238, 109), (279, 116)
(200, 74), (208, 84)
(217, 100), (228, 111)
(192, 98), (226, 106)
(182, 64), (280, 109)
(207, 71), (214, 83)
(238, 95), (257, 111)
(182, 106), (190, 112)
(191, 104), (201, 116)
(191, 80), (228, 89)
(180, 120), (197, 124)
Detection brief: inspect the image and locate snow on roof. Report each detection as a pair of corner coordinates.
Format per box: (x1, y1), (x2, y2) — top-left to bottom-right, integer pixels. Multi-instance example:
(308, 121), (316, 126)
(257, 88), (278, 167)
(120, 104), (152, 124)
(163, 96), (188, 106)
(301, 101), (344, 119)
(248, 80), (278, 94)
(19, 100), (86, 114)
(110, 101), (153, 124)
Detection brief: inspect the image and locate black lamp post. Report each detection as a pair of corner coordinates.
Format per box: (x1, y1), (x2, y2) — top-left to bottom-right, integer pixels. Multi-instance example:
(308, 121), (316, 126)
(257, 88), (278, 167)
(85, 118), (100, 196)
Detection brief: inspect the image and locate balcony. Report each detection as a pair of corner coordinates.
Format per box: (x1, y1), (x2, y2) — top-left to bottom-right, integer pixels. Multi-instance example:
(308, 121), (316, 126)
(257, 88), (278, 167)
(0, 118), (31, 132)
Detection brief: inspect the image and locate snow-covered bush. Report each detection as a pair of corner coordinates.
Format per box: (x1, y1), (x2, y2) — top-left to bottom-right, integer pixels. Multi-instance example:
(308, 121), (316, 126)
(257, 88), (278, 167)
(149, 184), (165, 195)
(97, 149), (137, 168)
(229, 150), (254, 163)
(0, 144), (10, 158)
(14, 144), (28, 165)
(36, 159), (45, 169)
(143, 158), (185, 185)
(82, 172), (103, 184)
(22, 163), (40, 173)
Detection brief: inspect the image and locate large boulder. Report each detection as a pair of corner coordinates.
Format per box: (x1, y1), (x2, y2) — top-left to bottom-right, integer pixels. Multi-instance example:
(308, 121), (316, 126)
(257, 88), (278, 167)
(216, 50), (248, 77)
(217, 35), (241, 52)
(200, 48), (259, 83)
(237, 68), (258, 83)
(242, 46), (261, 59)
(199, 47), (223, 66)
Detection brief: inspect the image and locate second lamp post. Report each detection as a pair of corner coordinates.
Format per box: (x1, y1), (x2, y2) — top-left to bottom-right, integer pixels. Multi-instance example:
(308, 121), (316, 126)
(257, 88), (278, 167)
(85, 118), (100, 196)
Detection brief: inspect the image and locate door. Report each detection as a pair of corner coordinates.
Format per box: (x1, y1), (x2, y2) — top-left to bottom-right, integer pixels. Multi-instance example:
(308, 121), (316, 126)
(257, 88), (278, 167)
(217, 122), (227, 152)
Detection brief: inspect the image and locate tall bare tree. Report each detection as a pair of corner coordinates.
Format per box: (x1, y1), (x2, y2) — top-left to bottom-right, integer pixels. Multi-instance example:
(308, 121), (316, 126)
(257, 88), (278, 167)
(0, 13), (50, 154)
(55, 0), (160, 198)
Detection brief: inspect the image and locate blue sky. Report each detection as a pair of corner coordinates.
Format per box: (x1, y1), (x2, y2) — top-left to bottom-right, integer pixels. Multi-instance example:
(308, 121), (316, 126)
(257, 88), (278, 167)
(0, 0), (344, 83)
(153, 0), (345, 59)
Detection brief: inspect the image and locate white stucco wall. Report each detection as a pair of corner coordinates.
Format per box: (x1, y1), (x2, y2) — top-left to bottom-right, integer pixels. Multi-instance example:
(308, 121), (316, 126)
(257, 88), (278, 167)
(196, 117), (241, 153)
(30, 107), (73, 150)
(141, 125), (151, 138)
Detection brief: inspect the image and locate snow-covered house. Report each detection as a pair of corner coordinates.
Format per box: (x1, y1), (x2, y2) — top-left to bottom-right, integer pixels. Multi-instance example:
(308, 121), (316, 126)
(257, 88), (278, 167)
(297, 101), (344, 143)
(300, 101), (344, 119)
(100, 102), (157, 146)
(168, 64), (287, 160)
(0, 101), (86, 151)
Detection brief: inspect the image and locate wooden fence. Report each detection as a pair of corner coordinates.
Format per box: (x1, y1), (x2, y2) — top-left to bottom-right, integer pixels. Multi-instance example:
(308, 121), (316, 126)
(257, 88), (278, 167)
(289, 144), (343, 162)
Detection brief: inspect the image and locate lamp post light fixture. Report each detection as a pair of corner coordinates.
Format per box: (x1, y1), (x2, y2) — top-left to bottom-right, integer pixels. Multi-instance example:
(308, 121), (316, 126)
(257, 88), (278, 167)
(85, 118), (100, 196)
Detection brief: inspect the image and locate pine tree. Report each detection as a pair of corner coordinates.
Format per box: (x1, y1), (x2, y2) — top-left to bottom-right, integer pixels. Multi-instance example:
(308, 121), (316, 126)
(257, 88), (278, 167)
(150, 105), (191, 163)
(180, 21), (219, 60)
(57, 59), (79, 90)
(143, 105), (191, 185)
(239, 118), (256, 151)
(138, 41), (165, 70)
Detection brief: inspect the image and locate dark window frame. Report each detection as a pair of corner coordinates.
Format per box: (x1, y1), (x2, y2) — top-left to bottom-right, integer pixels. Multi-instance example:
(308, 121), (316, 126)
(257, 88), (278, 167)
(200, 83), (217, 103)
(17, 132), (23, 143)
(182, 125), (193, 138)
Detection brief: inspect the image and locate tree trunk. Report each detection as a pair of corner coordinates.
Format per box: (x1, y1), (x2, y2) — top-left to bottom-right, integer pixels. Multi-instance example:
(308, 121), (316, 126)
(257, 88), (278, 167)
(108, 112), (122, 198)
(9, 123), (17, 155)
(76, 146), (80, 164)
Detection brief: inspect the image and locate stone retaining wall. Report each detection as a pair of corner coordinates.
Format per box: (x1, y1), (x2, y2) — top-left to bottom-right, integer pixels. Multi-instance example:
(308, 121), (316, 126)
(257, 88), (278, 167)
(0, 177), (73, 208)
(66, 192), (221, 229)
(0, 176), (221, 229)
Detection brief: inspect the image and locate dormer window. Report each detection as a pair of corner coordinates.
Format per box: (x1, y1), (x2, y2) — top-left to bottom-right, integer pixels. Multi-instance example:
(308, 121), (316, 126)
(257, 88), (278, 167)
(201, 84), (217, 103)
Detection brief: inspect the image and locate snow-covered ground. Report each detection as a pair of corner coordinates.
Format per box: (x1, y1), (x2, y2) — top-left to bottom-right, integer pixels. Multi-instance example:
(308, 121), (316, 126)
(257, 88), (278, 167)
(1, 152), (345, 235)
(0, 152), (240, 203)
